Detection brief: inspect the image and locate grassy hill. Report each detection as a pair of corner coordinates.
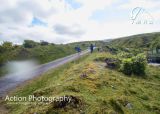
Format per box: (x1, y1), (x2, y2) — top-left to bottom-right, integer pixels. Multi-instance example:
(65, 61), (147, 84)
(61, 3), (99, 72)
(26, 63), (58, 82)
(2, 52), (160, 114)
(109, 32), (160, 49)
(1, 33), (160, 114)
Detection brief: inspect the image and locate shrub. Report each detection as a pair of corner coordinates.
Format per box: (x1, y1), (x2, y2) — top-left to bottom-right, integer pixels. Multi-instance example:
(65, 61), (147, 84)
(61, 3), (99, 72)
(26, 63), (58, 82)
(120, 53), (147, 76)
(117, 52), (133, 59)
(0, 55), (5, 66)
(0, 45), (3, 53)
(0, 41), (13, 52)
(121, 58), (133, 75)
(2, 41), (12, 48)
(132, 53), (147, 75)
(17, 48), (30, 59)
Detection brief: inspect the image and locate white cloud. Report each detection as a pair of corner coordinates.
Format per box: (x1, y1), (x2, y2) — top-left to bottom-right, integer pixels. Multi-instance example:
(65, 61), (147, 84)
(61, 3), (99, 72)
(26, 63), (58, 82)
(0, 0), (159, 44)
(54, 24), (85, 37)
(120, 0), (160, 9)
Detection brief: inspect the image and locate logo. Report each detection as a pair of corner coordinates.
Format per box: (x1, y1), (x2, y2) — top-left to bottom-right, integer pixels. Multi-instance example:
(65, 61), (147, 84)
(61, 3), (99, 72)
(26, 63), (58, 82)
(131, 7), (154, 25)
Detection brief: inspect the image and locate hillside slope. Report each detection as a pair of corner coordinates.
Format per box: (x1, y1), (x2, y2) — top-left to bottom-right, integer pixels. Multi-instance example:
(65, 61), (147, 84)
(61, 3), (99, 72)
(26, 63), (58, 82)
(109, 32), (160, 49)
(3, 52), (160, 114)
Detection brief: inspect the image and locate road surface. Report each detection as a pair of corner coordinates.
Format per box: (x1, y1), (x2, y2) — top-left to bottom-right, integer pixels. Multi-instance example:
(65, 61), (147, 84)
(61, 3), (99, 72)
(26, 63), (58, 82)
(0, 50), (90, 96)
(148, 63), (160, 66)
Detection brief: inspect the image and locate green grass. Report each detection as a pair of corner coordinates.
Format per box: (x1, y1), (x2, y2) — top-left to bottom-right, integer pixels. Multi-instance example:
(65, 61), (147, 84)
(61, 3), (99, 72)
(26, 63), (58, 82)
(109, 32), (160, 49)
(0, 44), (75, 77)
(2, 52), (160, 114)
(0, 40), (99, 77)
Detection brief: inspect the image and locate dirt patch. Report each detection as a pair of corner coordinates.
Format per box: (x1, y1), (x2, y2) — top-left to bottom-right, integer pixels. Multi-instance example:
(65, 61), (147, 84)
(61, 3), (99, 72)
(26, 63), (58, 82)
(52, 95), (83, 109)
(0, 100), (9, 114)
(105, 58), (120, 69)
(46, 95), (85, 114)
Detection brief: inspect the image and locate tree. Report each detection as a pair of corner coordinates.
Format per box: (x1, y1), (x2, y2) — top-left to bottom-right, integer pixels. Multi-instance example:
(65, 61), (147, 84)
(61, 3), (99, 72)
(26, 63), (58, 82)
(40, 40), (49, 46)
(0, 41), (13, 52)
(23, 40), (38, 48)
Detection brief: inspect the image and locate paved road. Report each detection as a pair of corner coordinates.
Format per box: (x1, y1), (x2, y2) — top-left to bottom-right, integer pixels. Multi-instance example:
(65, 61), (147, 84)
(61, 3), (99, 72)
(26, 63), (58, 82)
(0, 50), (90, 96)
(148, 63), (160, 66)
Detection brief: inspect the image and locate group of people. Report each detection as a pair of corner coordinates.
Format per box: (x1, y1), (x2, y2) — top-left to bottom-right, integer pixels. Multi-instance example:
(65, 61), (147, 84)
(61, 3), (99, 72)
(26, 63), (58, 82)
(75, 44), (94, 54)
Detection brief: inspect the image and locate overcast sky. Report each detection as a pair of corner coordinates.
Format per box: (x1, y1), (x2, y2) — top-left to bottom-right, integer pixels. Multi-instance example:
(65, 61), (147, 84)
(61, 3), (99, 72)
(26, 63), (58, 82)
(0, 0), (160, 44)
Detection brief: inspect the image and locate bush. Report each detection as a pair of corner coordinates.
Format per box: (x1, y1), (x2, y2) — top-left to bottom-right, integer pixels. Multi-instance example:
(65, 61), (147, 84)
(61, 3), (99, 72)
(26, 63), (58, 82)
(117, 52), (133, 59)
(2, 41), (12, 48)
(0, 45), (3, 53)
(120, 53), (147, 76)
(0, 42), (13, 52)
(0, 55), (5, 66)
(121, 58), (133, 75)
(132, 53), (147, 75)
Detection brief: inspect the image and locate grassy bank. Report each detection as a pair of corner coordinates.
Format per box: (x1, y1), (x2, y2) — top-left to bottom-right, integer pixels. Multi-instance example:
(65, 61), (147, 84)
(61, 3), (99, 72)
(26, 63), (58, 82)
(0, 40), (98, 77)
(0, 44), (75, 77)
(2, 52), (160, 114)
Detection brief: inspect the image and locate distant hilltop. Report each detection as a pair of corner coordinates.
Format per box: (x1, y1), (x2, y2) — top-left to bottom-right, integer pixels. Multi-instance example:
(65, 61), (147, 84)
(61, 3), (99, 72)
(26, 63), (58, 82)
(103, 39), (113, 42)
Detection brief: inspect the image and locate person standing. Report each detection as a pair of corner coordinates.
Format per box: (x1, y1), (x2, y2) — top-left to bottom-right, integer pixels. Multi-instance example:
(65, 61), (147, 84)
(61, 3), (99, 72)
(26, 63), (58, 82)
(77, 47), (81, 53)
(75, 46), (81, 54)
(90, 44), (94, 53)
